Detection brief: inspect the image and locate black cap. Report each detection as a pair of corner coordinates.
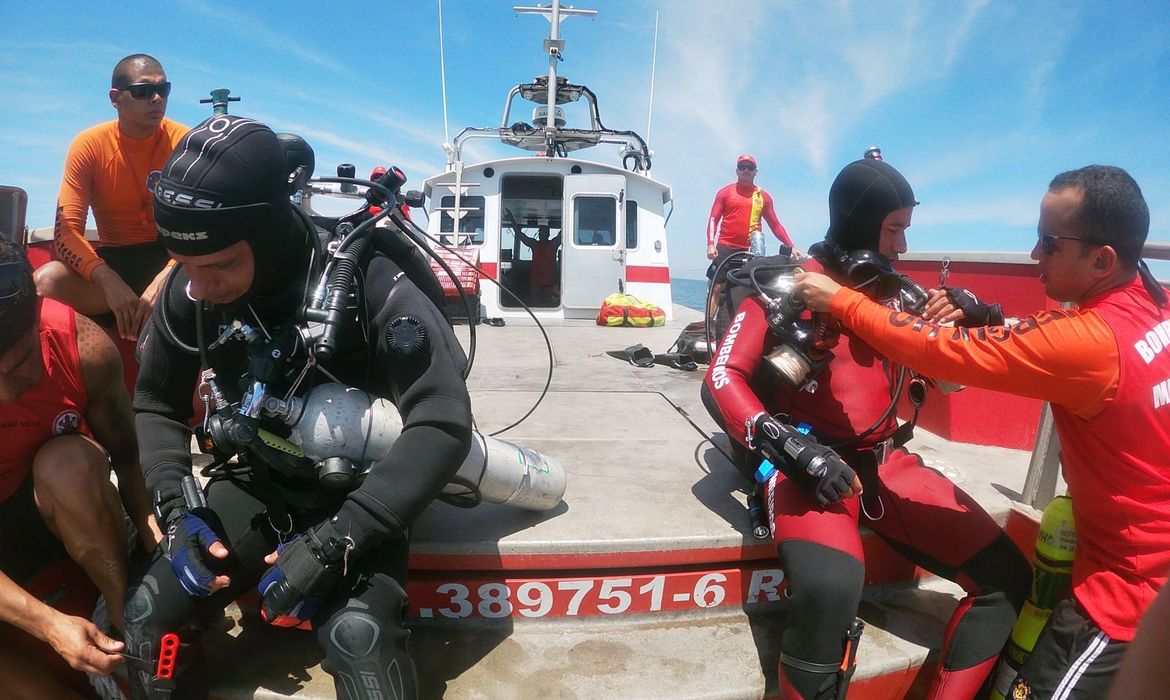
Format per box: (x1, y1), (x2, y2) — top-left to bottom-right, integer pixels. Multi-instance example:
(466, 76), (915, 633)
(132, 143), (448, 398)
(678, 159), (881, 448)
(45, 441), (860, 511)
(154, 115), (291, 258)
(826, 159), (916, 252)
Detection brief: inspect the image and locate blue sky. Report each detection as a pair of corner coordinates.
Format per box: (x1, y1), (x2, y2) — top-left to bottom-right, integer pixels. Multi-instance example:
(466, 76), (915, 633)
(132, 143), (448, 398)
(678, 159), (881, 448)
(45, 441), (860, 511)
(2, 1), (1168, 279)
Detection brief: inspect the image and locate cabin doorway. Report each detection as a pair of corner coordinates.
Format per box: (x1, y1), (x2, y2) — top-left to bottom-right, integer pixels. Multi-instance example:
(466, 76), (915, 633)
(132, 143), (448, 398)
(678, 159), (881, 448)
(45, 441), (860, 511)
(499, 175), (564, 309)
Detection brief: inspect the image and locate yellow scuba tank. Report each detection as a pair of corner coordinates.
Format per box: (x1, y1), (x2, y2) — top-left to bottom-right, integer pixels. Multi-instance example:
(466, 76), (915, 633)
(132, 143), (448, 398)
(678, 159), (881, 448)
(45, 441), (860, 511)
(989, 495), (1076, 700)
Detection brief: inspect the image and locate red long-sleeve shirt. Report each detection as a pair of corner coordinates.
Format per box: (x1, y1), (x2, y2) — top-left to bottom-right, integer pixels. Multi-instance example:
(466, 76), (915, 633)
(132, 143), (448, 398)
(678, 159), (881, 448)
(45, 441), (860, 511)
(707, 183), (792, 249)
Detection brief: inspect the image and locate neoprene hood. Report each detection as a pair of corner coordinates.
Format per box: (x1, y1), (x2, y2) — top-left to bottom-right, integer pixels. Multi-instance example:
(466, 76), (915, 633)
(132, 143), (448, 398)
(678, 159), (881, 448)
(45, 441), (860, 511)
(154, 114), (302, 295)
(825, 159), (916, 252)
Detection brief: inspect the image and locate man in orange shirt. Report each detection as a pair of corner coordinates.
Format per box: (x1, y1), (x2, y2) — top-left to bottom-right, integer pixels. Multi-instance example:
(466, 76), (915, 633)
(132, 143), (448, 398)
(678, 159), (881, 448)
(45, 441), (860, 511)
(34, 54), (187, 341)
(796, 165), (1170, 699)
(705, 155), (797, 317)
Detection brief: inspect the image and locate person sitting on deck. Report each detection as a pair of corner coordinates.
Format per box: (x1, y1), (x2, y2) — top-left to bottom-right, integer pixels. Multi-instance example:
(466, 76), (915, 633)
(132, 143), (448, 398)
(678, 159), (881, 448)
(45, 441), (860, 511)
(123, 115), (472, 699)
(34, 54), (188, 342)
(704, 158), (1030, 700)
(0, 239), (160, 698)
(795, 164), (1170, 699)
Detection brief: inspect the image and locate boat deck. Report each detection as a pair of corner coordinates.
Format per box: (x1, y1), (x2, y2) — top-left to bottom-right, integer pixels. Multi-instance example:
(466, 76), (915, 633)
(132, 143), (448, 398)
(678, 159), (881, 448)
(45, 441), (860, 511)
(131, 305), (1041, 699)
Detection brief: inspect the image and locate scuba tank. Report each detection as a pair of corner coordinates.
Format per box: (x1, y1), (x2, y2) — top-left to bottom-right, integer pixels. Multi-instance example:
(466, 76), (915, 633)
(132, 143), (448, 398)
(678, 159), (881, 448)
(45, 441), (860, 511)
(989, 495), (1076, 700)
(284, 383), (566, 511)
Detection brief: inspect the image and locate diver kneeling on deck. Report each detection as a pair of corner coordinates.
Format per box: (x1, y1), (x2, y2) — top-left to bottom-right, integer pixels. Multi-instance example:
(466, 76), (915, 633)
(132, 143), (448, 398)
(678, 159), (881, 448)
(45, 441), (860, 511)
(704, 158), (1030, 700)
(123, 115), (472, 699)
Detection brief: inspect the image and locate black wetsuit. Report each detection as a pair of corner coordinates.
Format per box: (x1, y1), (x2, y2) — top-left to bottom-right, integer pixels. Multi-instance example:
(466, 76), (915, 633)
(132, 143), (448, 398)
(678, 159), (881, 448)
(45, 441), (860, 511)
(123, 250), (473, 700)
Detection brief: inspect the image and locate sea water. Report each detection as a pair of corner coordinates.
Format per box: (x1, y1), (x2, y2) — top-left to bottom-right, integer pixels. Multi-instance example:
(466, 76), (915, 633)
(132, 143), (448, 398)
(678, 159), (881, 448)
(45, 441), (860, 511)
(671, 277), (709, 311)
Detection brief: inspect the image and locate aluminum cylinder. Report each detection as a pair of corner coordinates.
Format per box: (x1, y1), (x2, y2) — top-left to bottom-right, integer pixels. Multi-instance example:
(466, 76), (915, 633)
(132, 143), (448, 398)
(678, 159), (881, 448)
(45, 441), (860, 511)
(445, 433), (566, 511)
(285, 384), (403, 465)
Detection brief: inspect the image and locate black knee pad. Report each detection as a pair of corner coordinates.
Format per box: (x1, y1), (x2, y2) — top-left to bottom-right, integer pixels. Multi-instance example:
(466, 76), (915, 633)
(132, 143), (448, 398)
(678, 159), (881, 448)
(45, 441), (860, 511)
(322, 609), (391, 662)
(963, 531), (1032, 612)
(319, 574), (416, 700)
(779, 540), (865, 639)
(123, 570), (207, 700)
(939, 532), (1035, 670)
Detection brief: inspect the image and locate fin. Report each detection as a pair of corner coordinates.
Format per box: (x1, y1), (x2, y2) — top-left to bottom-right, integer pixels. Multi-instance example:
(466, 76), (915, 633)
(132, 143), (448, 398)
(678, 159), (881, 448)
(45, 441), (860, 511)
(653, 353), (698, 371)
(606, 344), (655, 367)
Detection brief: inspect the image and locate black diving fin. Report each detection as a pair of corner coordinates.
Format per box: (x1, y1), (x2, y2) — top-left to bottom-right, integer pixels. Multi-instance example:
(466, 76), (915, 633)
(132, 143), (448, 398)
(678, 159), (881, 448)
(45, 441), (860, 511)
(653, 352), (698, 371)
(606, 344), (655, 368)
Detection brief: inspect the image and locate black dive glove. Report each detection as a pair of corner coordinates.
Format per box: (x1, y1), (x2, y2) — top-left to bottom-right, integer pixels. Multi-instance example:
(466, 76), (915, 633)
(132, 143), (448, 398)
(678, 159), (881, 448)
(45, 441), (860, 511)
(749, 414), (857, 507)
(258, 521), (353, 626)
(946, 287), (1005, 327)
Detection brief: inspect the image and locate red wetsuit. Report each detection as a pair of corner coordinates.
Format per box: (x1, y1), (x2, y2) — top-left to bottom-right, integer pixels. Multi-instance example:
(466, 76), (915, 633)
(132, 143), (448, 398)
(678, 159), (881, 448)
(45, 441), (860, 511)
(706, 183), (793, 250)
(705, 258), (1029, 699)
(0, 300), (89, 502)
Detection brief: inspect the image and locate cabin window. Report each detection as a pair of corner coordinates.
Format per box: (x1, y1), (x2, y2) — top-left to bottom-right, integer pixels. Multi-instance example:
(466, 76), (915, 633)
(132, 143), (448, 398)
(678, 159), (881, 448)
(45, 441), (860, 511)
(626, 201), (638, 249)
(574, 196), (616, 246)
(439, 195), (486, 244)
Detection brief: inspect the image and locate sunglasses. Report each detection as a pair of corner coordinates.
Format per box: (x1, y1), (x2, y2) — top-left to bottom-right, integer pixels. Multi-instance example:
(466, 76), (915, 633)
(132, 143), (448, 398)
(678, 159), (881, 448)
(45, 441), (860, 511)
(118, 82), (172, 100)
(0, 261), (31, 300)
(1037, 232), (1104, 256)
(737, 164), (756, 171)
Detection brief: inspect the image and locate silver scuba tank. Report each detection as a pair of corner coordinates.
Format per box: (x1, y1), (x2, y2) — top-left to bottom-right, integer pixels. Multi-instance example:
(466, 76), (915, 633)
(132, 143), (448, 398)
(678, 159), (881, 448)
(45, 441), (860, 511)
(284, 384), (402, 464)
(284, 383), (566, 511)
(445, 432), (566, 511)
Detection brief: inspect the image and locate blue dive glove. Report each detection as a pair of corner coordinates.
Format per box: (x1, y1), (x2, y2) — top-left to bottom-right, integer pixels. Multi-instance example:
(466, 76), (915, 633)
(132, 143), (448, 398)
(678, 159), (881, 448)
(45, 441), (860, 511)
(155, 477), (225, 598)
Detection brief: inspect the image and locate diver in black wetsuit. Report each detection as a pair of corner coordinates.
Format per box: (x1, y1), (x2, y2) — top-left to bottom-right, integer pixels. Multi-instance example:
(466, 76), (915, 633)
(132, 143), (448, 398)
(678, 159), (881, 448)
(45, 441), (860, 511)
(123, 115), (472, 699)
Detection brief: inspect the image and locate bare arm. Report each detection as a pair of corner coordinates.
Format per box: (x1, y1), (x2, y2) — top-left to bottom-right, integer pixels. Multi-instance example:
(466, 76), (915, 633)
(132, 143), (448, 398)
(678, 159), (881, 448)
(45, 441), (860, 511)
(77, 314), (161, 551)
(0, 569), (124, 675)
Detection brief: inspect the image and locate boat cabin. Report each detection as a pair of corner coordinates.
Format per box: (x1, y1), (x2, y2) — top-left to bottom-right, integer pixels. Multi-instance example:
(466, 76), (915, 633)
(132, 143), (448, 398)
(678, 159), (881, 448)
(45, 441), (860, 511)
(422, 155), (673, 320)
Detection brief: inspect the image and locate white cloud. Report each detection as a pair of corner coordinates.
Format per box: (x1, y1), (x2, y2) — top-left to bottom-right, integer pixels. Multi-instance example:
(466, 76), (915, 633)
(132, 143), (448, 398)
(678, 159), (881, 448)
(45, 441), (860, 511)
(178, 0), (351, 75)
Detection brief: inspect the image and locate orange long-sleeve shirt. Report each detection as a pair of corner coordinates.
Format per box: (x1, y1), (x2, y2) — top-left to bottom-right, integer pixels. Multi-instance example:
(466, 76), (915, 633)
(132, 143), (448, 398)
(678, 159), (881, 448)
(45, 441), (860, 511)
(829, 287), (1118, 418)
(53, 118), (188, 281)
(830, 279), (1170, 640)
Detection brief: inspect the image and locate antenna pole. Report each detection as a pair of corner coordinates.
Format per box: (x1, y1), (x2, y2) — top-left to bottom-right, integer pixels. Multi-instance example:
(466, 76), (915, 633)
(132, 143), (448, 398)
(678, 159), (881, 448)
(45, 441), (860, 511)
(545, 0), (561, 140)
(438, 0), (451, 148)
(646, 9), (660, 144)
(515, 1), (596, 154)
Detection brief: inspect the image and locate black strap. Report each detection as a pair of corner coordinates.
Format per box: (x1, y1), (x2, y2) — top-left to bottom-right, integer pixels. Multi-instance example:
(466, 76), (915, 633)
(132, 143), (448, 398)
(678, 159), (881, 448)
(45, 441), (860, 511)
(245, 455), (292, 534)
(779, 653), (840, 675)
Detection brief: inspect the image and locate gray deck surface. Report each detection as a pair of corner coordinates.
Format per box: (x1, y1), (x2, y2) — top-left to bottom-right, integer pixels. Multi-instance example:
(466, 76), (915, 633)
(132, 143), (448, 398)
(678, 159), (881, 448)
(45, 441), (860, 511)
(412, 306), (1034, 560)
(187, 305), (1038, 699)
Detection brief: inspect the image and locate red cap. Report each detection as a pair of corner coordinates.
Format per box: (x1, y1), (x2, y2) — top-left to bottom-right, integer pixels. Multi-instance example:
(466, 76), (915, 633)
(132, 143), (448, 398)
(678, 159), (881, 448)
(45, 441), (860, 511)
(736, 154), (757, 167)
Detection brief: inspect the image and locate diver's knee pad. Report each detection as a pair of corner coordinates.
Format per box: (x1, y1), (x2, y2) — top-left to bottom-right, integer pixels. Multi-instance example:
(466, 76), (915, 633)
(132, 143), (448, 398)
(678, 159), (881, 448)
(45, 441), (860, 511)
(319, 574), (417, 700)
(123, 573), (206, 700)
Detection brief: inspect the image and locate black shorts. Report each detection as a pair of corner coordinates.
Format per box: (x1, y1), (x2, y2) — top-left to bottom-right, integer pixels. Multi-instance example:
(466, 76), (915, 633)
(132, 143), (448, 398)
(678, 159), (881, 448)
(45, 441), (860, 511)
(97, 241), (170, 296)
(1009, 597), (1128, 699)
(705, 244), (751, 284)
(0, 475), (68, 585)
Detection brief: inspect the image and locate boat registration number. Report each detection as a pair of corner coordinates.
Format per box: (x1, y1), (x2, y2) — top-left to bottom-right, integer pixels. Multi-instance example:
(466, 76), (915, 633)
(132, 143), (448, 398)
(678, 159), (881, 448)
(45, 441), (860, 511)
(409, 566), (786, 619)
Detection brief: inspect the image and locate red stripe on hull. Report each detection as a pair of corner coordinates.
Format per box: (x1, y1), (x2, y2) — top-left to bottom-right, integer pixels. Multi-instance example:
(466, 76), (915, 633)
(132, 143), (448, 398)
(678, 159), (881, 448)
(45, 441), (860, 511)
(626, 265), (670, 283)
